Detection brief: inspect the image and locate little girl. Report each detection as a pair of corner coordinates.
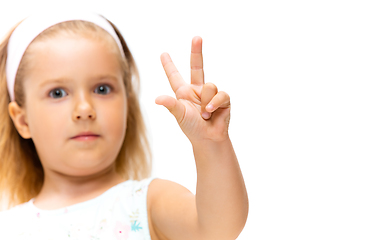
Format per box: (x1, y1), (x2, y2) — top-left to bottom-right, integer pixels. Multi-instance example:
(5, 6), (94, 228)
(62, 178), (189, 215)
(0, 10), (248, 240)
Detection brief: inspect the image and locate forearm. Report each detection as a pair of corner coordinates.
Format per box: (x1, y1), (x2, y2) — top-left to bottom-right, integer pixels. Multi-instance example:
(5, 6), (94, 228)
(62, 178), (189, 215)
(192, 137), (248, 239)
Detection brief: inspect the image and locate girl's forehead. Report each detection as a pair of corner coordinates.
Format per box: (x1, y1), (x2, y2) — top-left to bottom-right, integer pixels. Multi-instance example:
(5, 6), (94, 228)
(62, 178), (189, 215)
(25, 36), (123, 84)
(31, 32), (118, 51)
(29, 33), (120, 61)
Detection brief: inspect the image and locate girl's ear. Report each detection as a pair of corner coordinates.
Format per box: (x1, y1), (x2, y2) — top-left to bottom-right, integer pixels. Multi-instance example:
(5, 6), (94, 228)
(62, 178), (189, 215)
(8, 102), (31, 139)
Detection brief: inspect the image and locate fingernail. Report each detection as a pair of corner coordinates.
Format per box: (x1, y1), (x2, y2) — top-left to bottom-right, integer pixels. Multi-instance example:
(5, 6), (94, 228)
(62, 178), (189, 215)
(202, 112), (210, 119)
(206, 104), (214, 112)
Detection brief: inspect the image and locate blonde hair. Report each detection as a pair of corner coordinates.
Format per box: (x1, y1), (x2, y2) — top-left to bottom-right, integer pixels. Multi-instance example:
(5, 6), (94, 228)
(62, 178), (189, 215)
(0, 17), (152, 211)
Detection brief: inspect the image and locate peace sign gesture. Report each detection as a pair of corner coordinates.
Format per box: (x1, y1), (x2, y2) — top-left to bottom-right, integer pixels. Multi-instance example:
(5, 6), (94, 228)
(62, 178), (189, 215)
(155, 36), (231, 144)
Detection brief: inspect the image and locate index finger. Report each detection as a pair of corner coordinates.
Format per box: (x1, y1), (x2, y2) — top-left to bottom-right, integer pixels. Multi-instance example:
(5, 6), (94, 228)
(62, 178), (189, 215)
(190, 36), (204, 86)
(161, 52), (186, 93)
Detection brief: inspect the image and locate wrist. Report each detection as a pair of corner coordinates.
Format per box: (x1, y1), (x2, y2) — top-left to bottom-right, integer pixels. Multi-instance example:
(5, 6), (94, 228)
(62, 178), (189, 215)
(191, 136), (231, 151)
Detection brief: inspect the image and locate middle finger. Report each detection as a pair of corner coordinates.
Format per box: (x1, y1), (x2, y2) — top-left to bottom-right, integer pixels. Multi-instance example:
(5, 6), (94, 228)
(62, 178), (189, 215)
(190, 36), (204, 86)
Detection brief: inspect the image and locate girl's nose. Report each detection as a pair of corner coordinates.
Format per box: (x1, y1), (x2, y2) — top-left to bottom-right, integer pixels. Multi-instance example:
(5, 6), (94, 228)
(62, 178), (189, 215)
(72, 94), (96, 121)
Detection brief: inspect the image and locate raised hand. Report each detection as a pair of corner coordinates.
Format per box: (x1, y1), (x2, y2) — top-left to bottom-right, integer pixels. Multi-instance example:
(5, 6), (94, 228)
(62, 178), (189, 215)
(155, 36), (231, 143)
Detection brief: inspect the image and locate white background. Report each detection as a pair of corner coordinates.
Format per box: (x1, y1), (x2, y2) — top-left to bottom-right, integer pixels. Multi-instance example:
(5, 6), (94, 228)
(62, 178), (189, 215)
(1, 0), (383, 239)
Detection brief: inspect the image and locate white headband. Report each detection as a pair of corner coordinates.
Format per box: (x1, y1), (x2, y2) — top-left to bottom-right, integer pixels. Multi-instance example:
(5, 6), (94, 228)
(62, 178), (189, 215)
(6, 10), (125, 102)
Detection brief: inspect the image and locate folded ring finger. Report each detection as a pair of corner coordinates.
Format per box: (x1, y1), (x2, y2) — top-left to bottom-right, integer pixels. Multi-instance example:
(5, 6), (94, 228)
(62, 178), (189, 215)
(201, 83), (218, 119)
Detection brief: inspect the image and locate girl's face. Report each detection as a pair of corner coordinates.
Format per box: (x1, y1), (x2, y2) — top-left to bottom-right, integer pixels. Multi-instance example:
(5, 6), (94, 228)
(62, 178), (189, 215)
(17, 35), (127, 177)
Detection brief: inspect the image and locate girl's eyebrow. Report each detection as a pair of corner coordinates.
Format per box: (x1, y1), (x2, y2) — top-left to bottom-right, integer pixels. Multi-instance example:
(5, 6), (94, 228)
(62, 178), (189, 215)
(39, 75), (118, 88)
(39, 78), (68, 88)
(94, 75), (119, 82)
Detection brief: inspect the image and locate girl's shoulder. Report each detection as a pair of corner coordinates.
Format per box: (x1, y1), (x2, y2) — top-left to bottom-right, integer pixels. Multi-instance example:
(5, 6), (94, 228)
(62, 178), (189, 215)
(146, 178), (197, 240)
(146, 178), (195, 213)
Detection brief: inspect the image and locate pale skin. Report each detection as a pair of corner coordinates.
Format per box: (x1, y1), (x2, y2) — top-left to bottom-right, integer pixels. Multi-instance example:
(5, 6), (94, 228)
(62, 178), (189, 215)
(8, 34), (248, 239)
(9, 36), (128, 208)
(151, 37), (248, 240)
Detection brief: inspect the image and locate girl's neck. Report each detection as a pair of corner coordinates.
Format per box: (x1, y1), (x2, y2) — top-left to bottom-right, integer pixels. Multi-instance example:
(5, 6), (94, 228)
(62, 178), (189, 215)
(32, 165), (125, 210)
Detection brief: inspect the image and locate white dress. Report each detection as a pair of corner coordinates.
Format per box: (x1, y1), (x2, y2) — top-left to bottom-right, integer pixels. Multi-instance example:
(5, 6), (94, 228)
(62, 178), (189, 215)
(0, 178), (155, 240)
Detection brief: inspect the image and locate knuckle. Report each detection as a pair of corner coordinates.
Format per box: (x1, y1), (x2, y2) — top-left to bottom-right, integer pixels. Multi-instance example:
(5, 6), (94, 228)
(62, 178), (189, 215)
(218, 91), (231, 105)
(204, 82), (217, 91)
(221, 91), (230, 99)
(191, 66), (203, 70)
(168, 69), (180, 78)
(175, 86), (189, 99)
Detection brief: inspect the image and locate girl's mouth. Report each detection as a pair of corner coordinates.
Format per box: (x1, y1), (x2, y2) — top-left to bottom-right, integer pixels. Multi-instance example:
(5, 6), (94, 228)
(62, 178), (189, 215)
(71, 135), (99, 141)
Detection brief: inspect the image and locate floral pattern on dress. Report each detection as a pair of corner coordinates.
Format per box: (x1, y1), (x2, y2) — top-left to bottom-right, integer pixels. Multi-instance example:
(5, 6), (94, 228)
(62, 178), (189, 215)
(0, 178), (154, 239)
(131, 220), (143, 232)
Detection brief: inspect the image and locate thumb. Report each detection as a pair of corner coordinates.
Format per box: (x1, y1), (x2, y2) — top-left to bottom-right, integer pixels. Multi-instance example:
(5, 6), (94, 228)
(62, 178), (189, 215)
(155, 95), (185, 122)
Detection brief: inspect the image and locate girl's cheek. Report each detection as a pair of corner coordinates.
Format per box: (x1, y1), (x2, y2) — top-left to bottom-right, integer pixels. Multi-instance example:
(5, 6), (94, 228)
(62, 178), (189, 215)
(103, 100), (127, 139)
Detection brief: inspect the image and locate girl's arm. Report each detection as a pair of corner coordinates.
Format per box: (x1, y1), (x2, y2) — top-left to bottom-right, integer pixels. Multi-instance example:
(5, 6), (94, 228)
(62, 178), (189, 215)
(150, 36), (248, 240)
(193, 137), (248, 239)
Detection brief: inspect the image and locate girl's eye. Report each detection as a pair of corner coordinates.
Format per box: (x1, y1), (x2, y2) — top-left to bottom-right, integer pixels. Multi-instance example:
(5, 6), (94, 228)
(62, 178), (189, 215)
(49, 88), (67, 99)
(48, 85), (112, 99)
(95, 85), (112, 95)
